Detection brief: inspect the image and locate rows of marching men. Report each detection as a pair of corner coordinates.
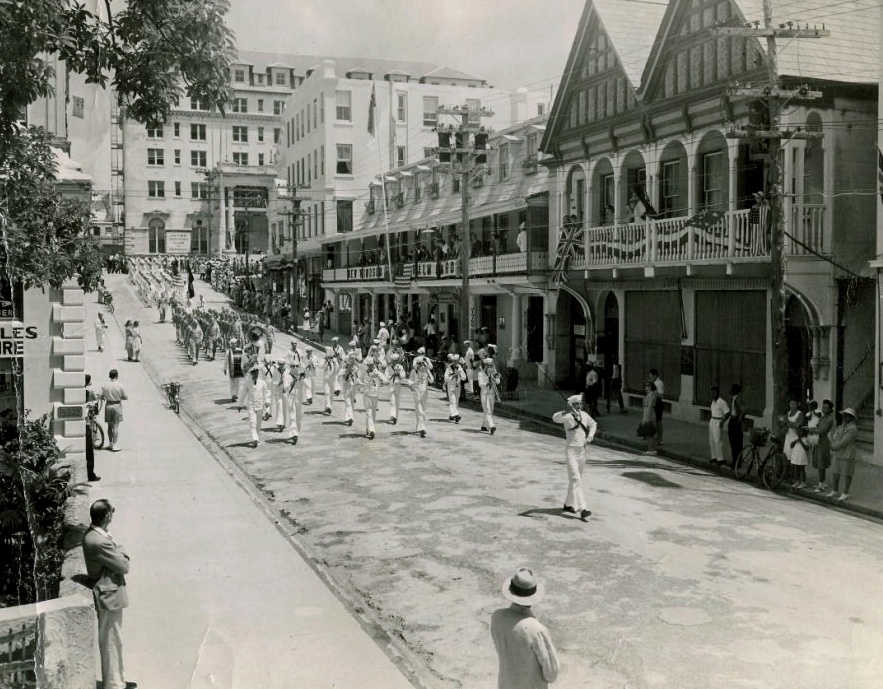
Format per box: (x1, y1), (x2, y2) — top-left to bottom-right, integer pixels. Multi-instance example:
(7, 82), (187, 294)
(125, 258), (505, 446)
(220, 328), (504, 447)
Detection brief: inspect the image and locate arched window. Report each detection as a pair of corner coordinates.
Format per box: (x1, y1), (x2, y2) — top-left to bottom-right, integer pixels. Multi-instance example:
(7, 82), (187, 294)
(148, 218), (166, 254)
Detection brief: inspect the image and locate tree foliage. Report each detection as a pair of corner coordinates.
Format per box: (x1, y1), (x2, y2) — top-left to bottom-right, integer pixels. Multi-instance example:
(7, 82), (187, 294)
(0, 0), (235, 291)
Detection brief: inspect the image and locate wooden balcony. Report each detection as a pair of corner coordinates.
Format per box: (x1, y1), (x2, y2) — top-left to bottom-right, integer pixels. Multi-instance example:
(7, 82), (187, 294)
(571, 206), (829, 272)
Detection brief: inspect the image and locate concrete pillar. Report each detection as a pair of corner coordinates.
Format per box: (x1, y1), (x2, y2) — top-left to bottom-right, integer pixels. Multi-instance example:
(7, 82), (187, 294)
(218, 185), (228, 252)
(539, 291), (557, 388)
(508, 293), (524, 367)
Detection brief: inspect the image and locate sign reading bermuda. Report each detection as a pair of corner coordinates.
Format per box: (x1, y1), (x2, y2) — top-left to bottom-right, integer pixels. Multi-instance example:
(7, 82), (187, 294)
(0, 321), (38, 357)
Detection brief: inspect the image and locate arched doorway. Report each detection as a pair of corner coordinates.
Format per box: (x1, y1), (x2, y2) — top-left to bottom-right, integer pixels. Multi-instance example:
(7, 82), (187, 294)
(555, 288), (591, 389)
(599, 292), (620, 386)
(785, 295), (813, 403)
(148, 217), (166, 254)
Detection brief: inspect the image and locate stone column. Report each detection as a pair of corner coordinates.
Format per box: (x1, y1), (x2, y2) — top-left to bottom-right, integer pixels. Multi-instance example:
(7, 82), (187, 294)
(218, 185), (228, 252)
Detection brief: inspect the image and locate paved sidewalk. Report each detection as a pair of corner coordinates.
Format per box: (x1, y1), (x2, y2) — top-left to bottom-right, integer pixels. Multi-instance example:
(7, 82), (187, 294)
(291, 320), (883, 522)
(79, 293), (417, 688)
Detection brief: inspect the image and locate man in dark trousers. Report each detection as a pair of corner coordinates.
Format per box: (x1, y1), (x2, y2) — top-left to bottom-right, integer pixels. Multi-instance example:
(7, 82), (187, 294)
(82, 499), (136, 689)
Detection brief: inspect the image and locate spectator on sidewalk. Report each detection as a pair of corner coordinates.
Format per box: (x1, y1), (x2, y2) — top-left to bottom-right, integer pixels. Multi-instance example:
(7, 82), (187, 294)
(583, 362), (600, 418)
(641, 381), (658, 455)
(98, 369), (127, 452)
(649, 368), (665, 445)
(606, 361), (626, 414)
(491, 568), (559, 689)
(85, 375), (100, 482)
(82, 499), (135, 689)
(709, 386), (730, 465)
(782, 399), (808, 488)
(727, 383), (746, 468)
(552, 394), (596, 520)
(809, 400), (836, 493)
(827, 407), (858, 501)
(95, 313), (108, 352)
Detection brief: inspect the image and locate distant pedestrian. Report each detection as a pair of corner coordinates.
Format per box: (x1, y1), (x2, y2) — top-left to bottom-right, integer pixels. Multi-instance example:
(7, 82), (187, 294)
(129, 321), (142, 362)
(649, 368), (665, 445)
(85, 375), (100, 482)
(641, 381), (658, 455)
(809, 400), (836, 493)
(82, 499), (135, 689)
(491, 568), (559, 689)
(727, 383), (746, 468)
(95, 313), (108, 352)
(827, 407), (857, 501)
(552, 394), (597, 520)
(98, 369), (127, 452)
(583, 362), (600, 417)
(709, 386), (730, 465)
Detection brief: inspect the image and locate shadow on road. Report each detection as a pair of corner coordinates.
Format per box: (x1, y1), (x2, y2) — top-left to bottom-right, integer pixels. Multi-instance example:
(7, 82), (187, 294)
(621, 471), (683, 489)
(518, 507), (582, 521)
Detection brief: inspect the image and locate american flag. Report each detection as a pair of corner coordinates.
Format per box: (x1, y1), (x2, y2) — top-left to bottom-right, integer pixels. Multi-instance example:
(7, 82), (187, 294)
(684, 209), (725, 232)
(550, 220), (584, 285)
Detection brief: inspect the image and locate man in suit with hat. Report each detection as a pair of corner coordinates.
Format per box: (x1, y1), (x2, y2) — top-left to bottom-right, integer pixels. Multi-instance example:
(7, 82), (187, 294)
(552, 394), (597, 521)
(82, 499), (137, 689)
(491, 567), (559, 689)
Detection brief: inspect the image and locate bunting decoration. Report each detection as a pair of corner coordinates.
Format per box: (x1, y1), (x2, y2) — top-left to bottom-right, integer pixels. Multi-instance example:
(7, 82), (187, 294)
(877, 146), (883, 205)
(550, 220), (584, 285)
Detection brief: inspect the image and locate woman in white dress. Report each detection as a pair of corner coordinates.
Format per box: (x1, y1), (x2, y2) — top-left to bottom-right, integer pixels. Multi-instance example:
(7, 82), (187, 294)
(782, 399), (808, 487)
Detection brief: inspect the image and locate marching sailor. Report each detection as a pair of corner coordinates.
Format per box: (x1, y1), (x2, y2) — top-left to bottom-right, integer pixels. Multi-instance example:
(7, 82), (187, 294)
(410, 350), (435, 438)
(444, 354), (467, 423)
(478, 357), (501, 435)
(361, 356), (387, 439)
(552, 394), (597, 521)
(463, 340), (476, 398)
(387, 352), (409, 425)
(244, 365), (268, 448)
(341, 350), (360, 427)
(322, 346), (336, 414)
(282, 352), (304, 445)
(330, 336), (345, 395)
(223, 337), (245, 402)
(301, 348), (315, 405)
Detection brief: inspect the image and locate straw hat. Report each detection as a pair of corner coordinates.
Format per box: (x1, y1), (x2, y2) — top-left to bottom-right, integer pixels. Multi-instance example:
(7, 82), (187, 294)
(502, 568), (544, 605)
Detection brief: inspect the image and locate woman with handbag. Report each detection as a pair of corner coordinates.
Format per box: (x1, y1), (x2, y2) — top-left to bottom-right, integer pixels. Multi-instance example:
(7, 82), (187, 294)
(640, 381), (658, 455)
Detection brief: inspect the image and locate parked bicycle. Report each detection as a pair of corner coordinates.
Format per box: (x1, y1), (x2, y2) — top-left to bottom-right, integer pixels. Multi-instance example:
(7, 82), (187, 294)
(163, 381), (181, 414)
(733, 427), (788, 489)
(86, 401), (105, 449)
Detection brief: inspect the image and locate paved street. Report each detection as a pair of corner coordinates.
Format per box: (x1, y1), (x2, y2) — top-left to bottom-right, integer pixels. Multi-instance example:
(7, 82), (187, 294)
(90, 272), (883, 689)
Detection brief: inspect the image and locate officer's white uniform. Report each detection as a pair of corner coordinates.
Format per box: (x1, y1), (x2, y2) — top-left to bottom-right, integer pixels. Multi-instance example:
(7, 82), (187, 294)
(244, 370), (269, 445)
(444, 356), (467, 421)
(552, 396), (598, 516)
(478, 358), (501, 433)
(410, 354), (434, 437)
(387, 356), (408, 423)
(361, 359), (387, 438)
(322, 347), (336, 413)
(340, 354), (359, 425)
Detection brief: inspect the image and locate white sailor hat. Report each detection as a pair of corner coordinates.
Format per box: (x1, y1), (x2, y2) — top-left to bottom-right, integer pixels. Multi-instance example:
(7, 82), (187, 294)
(483, 357), (494, 365)
(364, 357), (375, 366)
(349, 338), (359, 348)
(447, 353), (455, 361)
(567, 394), (582, 405)
(417, 346), (426, 354)
(372, 338), (380, 345)
(413, 355), (425, 365)
(379, 321), (385, 327)
(487, 343), (498, 351)
(331, 336), (339, 341)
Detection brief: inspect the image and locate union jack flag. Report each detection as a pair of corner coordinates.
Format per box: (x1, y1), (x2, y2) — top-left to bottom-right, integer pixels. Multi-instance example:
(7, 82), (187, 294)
(550, 220), (584, 285)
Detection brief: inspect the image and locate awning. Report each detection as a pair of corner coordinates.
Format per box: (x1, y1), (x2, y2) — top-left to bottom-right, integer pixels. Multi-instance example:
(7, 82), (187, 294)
(502, 134), (523, 142)
(399, 170), (414, 177)
(416, 164), (433, 172)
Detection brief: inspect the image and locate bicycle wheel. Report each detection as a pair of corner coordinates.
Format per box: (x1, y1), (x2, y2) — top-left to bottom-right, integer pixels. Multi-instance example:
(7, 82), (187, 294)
(762, 451), (788, 490)
(91, 421), (105, 449)
(733, 447), (755, 480)
(172, 395), (180, 415)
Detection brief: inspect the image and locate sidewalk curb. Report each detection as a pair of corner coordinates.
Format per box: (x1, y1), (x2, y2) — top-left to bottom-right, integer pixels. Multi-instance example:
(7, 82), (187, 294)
(111, 306), (438, 689)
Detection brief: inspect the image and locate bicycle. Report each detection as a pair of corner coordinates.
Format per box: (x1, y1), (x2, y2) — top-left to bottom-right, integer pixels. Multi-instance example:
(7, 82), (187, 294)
(162, 381), (181, 414)
(733, 427), (788, 490)
(86, 402), (105, 449)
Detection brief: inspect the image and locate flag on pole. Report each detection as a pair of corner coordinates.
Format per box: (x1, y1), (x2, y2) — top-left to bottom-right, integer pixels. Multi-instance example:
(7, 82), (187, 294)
(367, 84), (376, 137)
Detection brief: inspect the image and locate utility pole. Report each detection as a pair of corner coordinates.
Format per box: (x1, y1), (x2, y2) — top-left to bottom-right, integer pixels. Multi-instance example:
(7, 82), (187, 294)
(280, 187), (304, 322)
(716, 3), (827, 424)
(435, 104), (493, 341)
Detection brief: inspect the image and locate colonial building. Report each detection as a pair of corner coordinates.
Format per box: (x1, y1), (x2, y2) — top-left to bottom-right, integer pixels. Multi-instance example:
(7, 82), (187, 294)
(318, 113), (551, 381)
(271, 60), (549, 324)
(540, 0), (878, 457)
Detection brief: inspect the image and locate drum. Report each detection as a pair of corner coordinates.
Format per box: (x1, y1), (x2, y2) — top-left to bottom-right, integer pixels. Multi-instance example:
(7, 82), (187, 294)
(228, 349), (244, 378)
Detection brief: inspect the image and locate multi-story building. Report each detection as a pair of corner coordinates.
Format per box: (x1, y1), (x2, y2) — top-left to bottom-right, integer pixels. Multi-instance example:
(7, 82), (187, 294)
(271, 59), (550, 326)
(317, 113), (551, 374)
(540, 0), (878, 458)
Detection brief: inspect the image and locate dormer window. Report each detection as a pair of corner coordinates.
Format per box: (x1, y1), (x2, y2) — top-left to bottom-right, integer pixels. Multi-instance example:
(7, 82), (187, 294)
(234, 68), (245, 83)
(275, 71), (287, 86)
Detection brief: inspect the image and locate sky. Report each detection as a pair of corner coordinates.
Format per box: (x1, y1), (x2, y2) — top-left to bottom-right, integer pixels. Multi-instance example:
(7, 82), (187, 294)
(226, 0), (586, 93)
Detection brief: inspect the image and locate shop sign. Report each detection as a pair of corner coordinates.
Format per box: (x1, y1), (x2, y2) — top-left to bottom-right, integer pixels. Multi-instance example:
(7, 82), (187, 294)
(0, 321), (37, 357)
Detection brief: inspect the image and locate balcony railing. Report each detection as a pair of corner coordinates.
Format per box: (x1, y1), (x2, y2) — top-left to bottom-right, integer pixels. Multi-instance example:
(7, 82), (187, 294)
(788, 204), (828, 255)
(578, 205), (831, 269)
(321, 253), (548, 283)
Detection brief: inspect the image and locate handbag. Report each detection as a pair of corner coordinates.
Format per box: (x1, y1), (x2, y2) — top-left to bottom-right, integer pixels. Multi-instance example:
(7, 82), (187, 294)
(637, 421), (656, 438)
